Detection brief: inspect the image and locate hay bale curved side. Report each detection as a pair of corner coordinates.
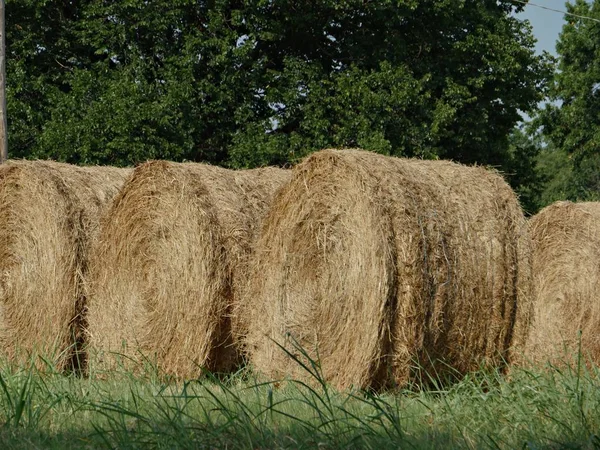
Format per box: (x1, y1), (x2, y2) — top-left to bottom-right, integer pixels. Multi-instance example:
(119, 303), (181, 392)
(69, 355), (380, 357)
(0, 160), (131, 371)
(243, 149), (531, 390)
(242, 153), (398, 390)
(399, 160), (533, 381)
(87, 161), (289, 378)
(526, 201), (600, 364)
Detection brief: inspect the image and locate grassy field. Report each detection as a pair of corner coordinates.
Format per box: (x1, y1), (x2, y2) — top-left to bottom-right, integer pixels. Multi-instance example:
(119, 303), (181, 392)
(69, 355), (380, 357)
(0, 350), (598, 449)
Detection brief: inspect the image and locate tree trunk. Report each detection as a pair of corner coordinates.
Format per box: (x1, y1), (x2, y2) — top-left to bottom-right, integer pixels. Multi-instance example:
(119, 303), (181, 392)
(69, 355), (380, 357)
(0, 0), (8, 163)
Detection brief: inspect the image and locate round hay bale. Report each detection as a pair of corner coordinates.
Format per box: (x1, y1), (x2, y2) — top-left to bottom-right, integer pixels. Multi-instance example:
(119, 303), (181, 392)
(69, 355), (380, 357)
(0, 160), (131, 372)
(86, 161), (289, 378)
(526, 201), (600, 365)
(243, 149), (532, 390)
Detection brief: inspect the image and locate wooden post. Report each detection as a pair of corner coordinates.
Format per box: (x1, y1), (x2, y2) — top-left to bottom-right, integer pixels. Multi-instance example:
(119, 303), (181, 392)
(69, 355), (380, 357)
(0, 0), (7, 163)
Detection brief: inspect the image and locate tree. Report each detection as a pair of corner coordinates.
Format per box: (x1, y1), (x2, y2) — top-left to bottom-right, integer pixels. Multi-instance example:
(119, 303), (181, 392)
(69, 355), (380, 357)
(538, 0), (600, 200)
(0, 0), (6, 163)
(229, 0), (553, 169)
(6, 0), (92, 158)
(503, 126), (543, 215)
(503, 125), (582, 215)
(7, 0), (550, 169)
(537, 141), (582, 205)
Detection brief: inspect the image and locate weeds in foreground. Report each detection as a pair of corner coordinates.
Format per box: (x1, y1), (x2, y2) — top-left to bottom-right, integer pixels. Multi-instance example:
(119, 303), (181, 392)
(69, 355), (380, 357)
(0, 349), (597, 449)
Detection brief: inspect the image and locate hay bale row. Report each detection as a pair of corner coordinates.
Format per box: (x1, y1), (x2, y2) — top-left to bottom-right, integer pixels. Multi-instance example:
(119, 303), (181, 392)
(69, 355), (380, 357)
(0, 152), (543, 389)
(0, 160), (131, 371)
(241, 149), (532, 390)
(1, 154), (596, 384)
(86, 161), (290, 378)
(526, 201), (600, 365)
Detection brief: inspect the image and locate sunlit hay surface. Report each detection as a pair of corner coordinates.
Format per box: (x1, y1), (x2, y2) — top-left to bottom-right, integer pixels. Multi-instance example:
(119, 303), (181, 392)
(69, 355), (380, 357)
(243, 149), (532, 391)
(526, 201), (600, 365)
(0, 160), (131, 372)
(87, 161), (290, 379)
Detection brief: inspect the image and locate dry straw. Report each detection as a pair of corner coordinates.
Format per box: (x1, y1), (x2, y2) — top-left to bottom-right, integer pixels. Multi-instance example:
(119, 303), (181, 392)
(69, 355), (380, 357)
(243, 149), (532, 391)
(526, 201), (600, 365)
(87, 161), (289, 378)
(0, 160), (131, 372)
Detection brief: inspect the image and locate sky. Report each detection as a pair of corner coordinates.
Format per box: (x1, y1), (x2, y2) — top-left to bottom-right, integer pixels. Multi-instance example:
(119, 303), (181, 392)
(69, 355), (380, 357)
(517, 1), (570, 117)
(519, 0), (569, 56)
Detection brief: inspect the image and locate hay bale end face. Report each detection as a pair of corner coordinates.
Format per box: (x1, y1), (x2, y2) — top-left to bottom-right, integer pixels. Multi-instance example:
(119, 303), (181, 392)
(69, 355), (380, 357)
(243, 149), (532, 390)
(526, 201), (600, 364)
(87, 161), (289, 378)
(0, 160), (131, 371)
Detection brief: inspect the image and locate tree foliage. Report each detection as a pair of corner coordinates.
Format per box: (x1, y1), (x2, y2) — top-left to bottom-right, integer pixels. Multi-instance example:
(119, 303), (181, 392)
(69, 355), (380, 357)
(7, 0), (550, 171)
(503, 126), (542, 215)
(538, 0), (600, 200)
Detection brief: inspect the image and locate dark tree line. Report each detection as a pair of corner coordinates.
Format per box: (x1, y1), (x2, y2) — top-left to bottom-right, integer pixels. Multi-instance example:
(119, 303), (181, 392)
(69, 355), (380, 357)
(535, 0), (600, 206)
(7, 1), (555, 211)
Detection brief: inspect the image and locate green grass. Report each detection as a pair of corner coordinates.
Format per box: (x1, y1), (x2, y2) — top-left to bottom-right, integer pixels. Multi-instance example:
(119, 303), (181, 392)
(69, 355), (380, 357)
(0, 352), (598, 449)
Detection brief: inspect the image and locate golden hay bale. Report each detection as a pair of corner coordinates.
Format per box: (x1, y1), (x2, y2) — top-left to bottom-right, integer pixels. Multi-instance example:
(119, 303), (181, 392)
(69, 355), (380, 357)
(0, 160), (131, 371)
(526, 201), (600, 365)
(243, 149), (532, 391)
(86, 161), (290, 378)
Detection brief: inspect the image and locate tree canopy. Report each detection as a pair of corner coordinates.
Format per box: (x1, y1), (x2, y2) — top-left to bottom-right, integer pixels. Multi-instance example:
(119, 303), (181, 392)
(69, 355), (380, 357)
(538, 0), (600, 202)
(7, 0), (550, 175)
